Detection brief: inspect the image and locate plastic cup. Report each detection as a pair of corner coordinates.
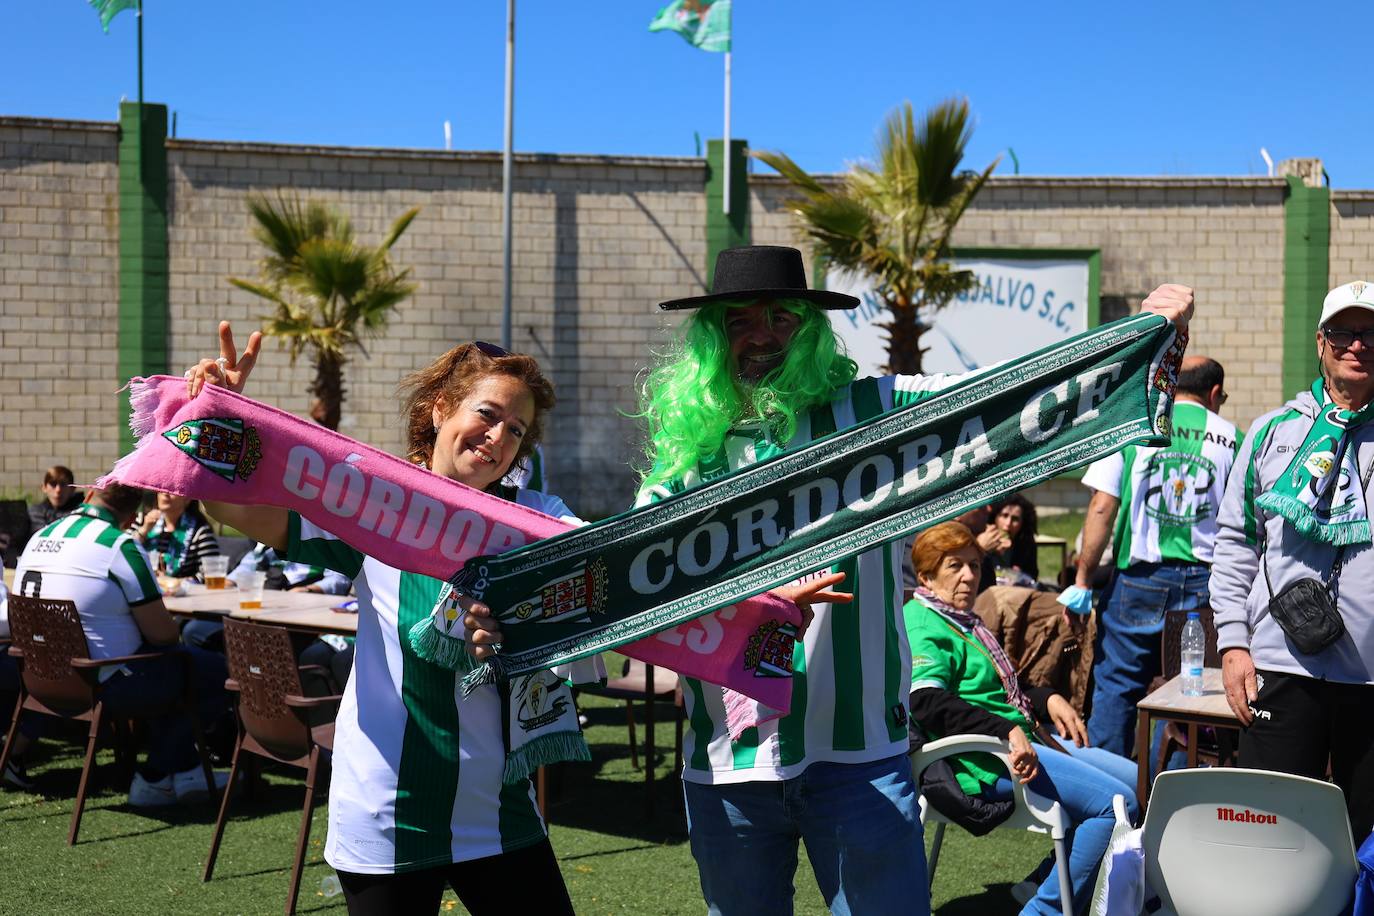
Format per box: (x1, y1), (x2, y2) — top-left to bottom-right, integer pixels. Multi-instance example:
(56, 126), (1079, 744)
(202, 556), (229, 589)
(237, 571), (266, 611)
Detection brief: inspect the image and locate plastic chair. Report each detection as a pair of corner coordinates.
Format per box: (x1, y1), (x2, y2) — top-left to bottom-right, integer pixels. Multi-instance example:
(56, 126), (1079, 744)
(1112, 767), (1357, 916)
(578, 659), (683, 814)
(0, 594), (216, 844)
(203, 618), (340, 916)
(912, 735), (1074, 916)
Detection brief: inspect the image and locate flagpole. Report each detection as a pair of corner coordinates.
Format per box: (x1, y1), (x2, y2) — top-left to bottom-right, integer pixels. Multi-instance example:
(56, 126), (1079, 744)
(136, 0), (144, 106)
(722, 50), (731, 215)
(500, 0), (515, 350)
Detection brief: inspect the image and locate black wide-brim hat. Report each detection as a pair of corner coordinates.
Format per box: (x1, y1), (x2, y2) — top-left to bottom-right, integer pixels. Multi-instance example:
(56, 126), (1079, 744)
(659, 245), (860, 311)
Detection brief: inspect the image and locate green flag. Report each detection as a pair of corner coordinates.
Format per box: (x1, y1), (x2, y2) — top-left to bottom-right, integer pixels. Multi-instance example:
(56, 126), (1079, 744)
(89, 0), (136, 33)
(649, 0), (731, 52)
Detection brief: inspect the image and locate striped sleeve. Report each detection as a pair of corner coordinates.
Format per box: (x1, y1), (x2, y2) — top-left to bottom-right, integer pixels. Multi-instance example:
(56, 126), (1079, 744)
(178, 524), (220, 578)
(287, 512), (366, 579)
(112, 538), (161, 606)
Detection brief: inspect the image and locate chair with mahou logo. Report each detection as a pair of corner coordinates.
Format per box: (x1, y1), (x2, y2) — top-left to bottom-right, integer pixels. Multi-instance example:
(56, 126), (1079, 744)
(1105, 767), (1357, 915)
(202, 618), (340, 916)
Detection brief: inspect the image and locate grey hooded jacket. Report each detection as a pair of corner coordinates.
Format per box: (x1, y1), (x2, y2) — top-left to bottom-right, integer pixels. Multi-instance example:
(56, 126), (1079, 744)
(1211, 388), (1374, 683)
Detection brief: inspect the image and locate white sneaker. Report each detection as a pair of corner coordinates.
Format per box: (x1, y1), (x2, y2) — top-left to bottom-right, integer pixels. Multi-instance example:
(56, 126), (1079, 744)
(128, 772), (177, 808)
(1011, 880), (1039, 906)
(172, 765), (230, 802)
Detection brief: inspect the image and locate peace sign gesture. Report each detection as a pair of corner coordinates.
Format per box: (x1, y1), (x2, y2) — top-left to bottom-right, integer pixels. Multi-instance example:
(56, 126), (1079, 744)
(186, 321), (263, 398)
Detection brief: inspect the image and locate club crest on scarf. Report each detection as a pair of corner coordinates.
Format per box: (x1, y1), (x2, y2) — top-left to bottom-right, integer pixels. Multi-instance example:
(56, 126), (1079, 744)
(515, 557), (610, 622)
(1152, 328), (1188, 436)
(744, 619), (798, 678)
(514, 671), (571, 732)
(163, 417), (262, 482)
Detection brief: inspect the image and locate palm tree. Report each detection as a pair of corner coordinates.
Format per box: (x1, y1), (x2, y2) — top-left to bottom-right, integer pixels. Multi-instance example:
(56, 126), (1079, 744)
(754, 98), (997, 375)
(230, 194), (419, 430)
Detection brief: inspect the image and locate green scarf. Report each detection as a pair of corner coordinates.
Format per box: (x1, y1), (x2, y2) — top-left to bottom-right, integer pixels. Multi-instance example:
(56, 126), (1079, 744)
(1256, 379), (1374, 545)
(433, 312), (1184, 693)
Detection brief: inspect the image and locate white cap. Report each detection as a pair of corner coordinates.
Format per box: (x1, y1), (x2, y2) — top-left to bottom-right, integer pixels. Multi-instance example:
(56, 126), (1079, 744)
(1319, 281), (1374, 327)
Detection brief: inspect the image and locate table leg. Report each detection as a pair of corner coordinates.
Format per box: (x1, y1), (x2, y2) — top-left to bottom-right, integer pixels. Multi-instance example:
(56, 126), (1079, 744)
(1136, 709), (1151, 805)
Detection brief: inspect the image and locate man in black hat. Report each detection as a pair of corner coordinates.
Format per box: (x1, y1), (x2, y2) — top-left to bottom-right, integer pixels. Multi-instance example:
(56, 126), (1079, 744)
(635, 245), (1194, 915)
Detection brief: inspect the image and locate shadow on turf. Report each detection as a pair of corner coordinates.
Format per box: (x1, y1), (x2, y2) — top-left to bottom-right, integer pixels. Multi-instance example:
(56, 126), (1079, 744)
(934, 881), (1022, 915)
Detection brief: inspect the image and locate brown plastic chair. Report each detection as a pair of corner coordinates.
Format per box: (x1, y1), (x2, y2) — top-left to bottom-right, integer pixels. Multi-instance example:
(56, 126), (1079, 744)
(579, 659), (683, 815)
(203, 618), (339, 916)
(1155, 607), (1236, 771)
(0, 594), (215, 844)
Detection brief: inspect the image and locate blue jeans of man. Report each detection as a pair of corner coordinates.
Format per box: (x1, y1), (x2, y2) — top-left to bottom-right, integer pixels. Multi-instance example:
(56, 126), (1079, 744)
(982, 736), (1140, 916)
(1087, 562), (1211, 758)
(99, 644), (229, 776)
(683, 753), (928, 916)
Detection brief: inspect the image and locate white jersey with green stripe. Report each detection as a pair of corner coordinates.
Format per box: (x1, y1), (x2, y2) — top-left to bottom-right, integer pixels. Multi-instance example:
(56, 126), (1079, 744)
(288, 488), (579, 874)
(1080, 400), (1241, 567)
(636, 369), (979, 784)
(11, 504), (160, 661)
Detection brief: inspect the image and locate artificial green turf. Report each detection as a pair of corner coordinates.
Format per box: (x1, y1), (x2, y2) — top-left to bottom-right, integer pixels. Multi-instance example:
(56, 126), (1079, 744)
(0, 511), (1088, 916)
(0, 691), (1054, 915)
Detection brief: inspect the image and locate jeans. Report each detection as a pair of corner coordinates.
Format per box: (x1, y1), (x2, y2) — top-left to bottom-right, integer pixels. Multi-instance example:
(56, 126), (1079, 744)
(982, 736), (1139, 916)
(99, 644), (229, 775)
(1087, 563), (1210, 758)
(683, 754), (928, 916)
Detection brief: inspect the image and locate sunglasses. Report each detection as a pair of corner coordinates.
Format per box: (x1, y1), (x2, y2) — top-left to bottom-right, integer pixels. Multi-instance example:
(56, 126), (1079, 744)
(1321, 327), (1374, 349)
(470, 340), (509, 358)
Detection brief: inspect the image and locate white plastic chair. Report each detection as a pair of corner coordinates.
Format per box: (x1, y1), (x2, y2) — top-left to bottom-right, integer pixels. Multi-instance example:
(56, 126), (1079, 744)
(1109, 767), (1357, 916)
(912, 735), (1075, 916)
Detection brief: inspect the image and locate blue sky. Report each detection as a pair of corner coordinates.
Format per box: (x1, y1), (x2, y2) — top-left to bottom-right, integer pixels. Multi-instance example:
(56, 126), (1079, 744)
(6, 1), (1372, 186)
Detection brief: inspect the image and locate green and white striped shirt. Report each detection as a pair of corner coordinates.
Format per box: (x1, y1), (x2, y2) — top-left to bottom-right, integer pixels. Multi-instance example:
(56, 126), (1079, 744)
(289, 488), (579, 874)
(1081, 400), (1241, 567)
(638, 370), (976, 784)
(11, 504), (160, 662)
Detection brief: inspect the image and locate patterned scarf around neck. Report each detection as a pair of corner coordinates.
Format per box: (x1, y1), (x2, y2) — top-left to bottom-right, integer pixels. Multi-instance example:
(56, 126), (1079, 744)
(1256, 379), (1374, 546)
(915, 586), (1036, 725)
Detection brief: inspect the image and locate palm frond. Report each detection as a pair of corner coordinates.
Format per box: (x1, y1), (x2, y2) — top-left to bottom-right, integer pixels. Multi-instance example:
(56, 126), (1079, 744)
(378, 207), (420, 252)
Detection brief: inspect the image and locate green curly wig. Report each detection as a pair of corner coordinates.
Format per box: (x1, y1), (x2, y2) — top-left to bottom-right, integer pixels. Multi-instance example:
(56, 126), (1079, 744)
(638, 298), (858, 488)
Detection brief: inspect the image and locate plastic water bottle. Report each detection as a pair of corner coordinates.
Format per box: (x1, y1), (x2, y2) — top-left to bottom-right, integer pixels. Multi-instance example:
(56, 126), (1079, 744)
(319, 875), (342, 898)
(1180, 612), (1205, 697)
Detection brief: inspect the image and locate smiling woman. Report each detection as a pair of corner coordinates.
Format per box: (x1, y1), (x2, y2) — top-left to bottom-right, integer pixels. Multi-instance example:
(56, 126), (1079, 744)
(186, 324), (579, 916)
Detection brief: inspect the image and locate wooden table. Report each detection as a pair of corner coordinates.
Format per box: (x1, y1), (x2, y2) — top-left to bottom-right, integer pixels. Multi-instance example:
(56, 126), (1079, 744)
(165, 584), (357, 635)
(1135, 668), (1239, 803)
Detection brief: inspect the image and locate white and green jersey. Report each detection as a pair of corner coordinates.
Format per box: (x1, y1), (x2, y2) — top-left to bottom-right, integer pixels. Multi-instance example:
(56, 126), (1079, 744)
(12, 504), (160, 662)
(1081, 400), (1241, 567)
(288, 489), (579, 874)
(637, 370), (977, 784)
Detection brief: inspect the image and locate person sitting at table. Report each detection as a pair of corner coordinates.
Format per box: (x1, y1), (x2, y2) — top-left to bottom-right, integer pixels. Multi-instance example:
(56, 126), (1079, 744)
(25, 465), (83, 548)
(987, 493), (1040, 587)
(905, 521), (1138, 915)
(10, 482), (230, 806)
(231, 542), (353, 595)
(133, 492), (220, 581)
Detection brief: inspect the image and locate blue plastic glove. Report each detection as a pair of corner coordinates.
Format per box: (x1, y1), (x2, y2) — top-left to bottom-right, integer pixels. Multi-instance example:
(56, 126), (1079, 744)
(1057, 585), (1094, 616)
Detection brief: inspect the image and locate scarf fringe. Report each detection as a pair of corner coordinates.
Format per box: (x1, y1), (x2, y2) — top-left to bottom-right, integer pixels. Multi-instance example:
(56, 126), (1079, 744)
(501, 731), (591, 785)
(407, 617), (476, 673)
(1257, 492), (1372, 545)
(461, 656), (505, 696)
(127, 377), (160, 439)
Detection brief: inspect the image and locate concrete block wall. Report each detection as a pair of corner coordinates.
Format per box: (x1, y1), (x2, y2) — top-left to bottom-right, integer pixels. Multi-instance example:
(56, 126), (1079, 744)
(0, 115), (1333, 518)
(0, 118), (121, 495)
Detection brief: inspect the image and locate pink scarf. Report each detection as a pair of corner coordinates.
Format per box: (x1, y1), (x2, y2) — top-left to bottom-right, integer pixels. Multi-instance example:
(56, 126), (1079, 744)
(98, 377), (793, 735)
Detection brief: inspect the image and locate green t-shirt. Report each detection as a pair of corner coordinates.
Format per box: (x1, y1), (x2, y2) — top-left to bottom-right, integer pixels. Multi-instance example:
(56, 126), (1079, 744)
(904, 596), (1032, 795)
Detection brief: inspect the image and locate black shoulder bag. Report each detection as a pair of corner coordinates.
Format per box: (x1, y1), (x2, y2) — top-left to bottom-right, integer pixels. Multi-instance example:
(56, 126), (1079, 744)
(1261, 453), (1374, 656)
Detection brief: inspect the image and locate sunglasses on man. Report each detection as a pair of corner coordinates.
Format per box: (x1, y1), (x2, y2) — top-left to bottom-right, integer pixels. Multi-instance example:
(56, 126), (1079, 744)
(1321, 326), (1374, 349)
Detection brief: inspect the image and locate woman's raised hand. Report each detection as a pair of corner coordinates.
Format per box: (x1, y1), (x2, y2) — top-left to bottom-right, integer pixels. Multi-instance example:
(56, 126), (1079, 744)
(187, 321), (263, 398)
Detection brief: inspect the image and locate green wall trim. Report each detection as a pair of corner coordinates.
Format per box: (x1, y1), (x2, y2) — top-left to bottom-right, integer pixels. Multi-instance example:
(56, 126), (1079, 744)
(705, 138), (749, 286)
(1281, 175), (1330, 399)
(117, 101), (170, 454)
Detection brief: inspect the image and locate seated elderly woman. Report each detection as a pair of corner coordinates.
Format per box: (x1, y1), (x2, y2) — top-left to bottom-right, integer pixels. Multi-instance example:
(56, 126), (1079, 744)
(905, 521), (1138, 915)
